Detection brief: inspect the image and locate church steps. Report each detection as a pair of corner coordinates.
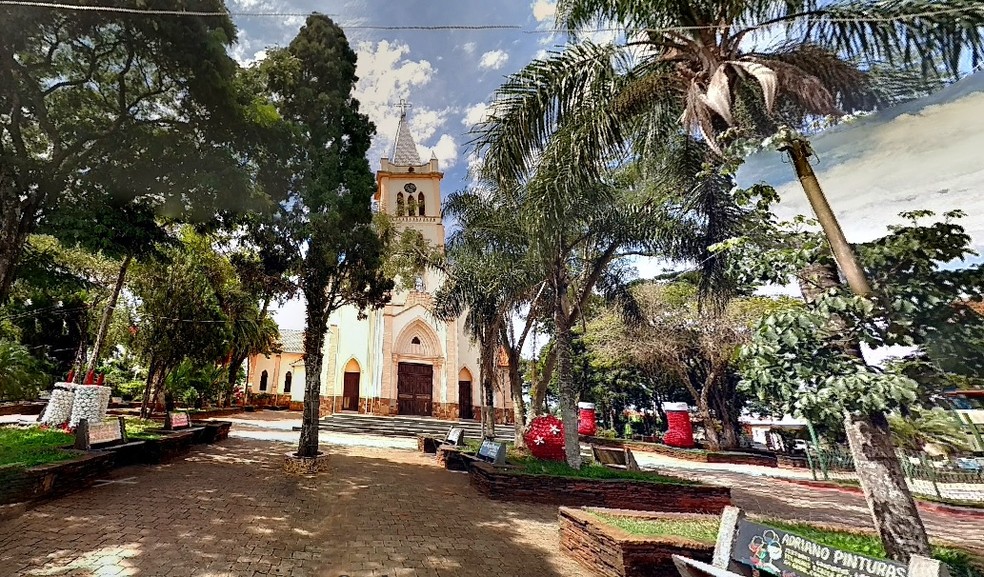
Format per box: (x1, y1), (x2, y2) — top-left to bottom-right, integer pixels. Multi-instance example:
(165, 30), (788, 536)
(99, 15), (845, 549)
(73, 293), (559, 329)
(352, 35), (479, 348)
(301, 413), (514, 442)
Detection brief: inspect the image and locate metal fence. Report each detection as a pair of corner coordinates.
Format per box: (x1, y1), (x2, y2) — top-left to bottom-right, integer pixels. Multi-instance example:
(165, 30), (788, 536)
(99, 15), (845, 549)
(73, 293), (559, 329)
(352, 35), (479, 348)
(804, 446), (984, 504)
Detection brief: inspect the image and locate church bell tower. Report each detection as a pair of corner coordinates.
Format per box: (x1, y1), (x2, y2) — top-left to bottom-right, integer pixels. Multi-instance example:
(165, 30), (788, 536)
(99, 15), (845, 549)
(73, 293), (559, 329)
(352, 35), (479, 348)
(374, 102), (446, 249)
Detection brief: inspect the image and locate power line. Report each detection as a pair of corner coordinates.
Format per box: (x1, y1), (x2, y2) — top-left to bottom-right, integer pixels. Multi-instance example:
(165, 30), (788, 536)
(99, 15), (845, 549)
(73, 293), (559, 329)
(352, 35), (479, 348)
(0, 0), (980, 32)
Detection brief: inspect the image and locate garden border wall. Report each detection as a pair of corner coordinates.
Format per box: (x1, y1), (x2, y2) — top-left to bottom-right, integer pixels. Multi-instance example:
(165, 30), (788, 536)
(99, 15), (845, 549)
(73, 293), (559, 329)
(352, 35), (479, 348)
(582, 436), (778, 468)
(468, 461), (731, 513)
(560, 507), (715, 577)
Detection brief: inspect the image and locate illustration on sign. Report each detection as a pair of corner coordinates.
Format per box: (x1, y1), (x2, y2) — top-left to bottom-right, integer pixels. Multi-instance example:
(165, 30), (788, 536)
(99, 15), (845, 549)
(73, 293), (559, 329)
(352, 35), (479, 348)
(732, 520), (908, 577)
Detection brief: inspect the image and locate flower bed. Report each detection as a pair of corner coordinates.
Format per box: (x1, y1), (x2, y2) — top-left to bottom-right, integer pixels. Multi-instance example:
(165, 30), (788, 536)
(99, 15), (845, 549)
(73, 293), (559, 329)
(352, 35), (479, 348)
(469, 460), (731, 513)
(582, 435), (778, 468)
(560, 507), (715, 577)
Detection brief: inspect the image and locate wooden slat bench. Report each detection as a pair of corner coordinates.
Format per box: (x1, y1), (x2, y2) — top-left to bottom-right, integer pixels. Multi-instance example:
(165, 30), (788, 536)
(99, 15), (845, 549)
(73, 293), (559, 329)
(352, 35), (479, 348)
(591, 445), (641, 471)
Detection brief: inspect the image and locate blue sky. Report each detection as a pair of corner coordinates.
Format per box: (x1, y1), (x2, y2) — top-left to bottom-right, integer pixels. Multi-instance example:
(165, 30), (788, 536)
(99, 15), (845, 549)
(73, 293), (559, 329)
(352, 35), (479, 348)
(227, 0), (562, 193)
(238, 2), (984, 341)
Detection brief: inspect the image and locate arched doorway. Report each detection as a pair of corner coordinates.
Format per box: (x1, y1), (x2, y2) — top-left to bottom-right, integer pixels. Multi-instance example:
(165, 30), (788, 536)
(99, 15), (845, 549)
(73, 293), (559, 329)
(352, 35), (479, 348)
(342, 358), (361, 412)
(393, 320), (442, 417)
(458, 367), (474, 420)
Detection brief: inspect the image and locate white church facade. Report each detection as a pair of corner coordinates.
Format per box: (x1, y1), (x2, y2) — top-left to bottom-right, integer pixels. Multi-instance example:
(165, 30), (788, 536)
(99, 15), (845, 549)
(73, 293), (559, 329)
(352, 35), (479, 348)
(247, 110), (514, 423)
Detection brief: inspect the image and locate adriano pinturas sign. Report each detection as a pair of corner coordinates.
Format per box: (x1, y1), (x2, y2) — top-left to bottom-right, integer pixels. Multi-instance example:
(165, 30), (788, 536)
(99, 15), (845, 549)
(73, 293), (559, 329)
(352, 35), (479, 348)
(732, 520), (908, 577)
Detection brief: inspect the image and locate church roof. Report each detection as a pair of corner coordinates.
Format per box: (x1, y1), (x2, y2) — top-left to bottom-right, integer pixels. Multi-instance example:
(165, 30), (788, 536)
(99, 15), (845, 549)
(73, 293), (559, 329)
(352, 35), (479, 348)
(391, 111), (421, 166)
(278, 329), (304, 354)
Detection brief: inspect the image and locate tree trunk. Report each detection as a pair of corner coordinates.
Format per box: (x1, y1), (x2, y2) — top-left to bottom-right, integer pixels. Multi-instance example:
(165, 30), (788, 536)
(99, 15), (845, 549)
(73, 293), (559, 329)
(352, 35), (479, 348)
(297, 318), (326, 458)
(0, 177), (40, 306)
(480, 330), (497, 439)
(500, 325), (527, 448)
(529, 348), (555, 421)
(86, 254), (132, 375)
(697, 405), (722, 450)
(844, 412), (931, 562)
(139, 361), (159, 419)
(785, 138), (871, 297)
(798, 261), (930, 562)
(713, 387), (740, 449)
(508, 353), (527, 448)
(554, 271), (581, 469)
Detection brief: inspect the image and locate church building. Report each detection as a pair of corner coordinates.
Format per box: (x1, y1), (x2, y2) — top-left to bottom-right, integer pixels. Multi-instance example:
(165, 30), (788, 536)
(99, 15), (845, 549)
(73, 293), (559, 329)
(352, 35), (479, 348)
(247, 109), (513, 423)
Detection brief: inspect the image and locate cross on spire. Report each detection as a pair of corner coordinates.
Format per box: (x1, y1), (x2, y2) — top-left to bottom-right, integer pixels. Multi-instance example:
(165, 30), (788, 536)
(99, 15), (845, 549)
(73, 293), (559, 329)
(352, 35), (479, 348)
(391, 99), (421, 165)
(396, 98), (412, 118)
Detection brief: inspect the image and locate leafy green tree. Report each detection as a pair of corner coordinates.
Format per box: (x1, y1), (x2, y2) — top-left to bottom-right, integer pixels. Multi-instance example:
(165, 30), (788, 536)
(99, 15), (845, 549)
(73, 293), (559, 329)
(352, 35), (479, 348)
(731, 206), (984, 559)
(586, 281), (782, 449)
(252, 15), (392, 459)
(0, 1), (268, 305)
(130, 229), (233, 417)
(434, 187), (547, 444)
(0, 339), (46, 401)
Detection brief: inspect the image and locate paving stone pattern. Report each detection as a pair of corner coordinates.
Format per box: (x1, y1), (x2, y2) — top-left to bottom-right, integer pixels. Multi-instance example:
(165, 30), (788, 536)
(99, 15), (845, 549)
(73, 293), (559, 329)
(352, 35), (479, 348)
(0, 438), (595, 577)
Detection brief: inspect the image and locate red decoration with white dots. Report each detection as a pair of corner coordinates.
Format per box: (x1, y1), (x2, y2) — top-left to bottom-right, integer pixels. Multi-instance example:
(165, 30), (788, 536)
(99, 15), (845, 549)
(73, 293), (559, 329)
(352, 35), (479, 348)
(524, 415), (566, 461)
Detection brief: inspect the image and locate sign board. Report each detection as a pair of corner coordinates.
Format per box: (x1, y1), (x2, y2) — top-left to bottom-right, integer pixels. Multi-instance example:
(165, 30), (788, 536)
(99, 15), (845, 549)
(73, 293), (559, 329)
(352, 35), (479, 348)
(732, 520), (908, 577)
(74, 417), (126, 450)
(446, 427), (464, 446)
(478, 440), (506, 465)
(89, 421), (124, 445)
(166, 411), (191, 430)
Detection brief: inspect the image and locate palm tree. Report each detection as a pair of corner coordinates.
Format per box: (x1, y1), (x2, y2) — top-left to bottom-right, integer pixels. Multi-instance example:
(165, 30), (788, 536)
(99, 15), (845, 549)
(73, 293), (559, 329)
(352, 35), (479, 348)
(435, 187), (543, 445)
(474, 0), (984, 561)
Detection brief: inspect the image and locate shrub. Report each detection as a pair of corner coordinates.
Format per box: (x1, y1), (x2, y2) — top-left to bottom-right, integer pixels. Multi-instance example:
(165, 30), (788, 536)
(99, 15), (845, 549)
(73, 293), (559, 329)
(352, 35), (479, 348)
(596, 428), (618, 439)
(0, 340), (47, 402)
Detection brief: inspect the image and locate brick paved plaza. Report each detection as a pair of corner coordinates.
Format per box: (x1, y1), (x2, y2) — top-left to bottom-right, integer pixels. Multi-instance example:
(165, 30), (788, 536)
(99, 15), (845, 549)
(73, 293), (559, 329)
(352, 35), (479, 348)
(2, 420), (982, 577)
(0, 438), (594, 577)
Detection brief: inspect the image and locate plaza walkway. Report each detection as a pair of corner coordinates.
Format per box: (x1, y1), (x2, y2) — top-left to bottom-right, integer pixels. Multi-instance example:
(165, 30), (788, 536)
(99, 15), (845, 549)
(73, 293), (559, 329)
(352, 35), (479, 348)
(0, 437), (594, 577)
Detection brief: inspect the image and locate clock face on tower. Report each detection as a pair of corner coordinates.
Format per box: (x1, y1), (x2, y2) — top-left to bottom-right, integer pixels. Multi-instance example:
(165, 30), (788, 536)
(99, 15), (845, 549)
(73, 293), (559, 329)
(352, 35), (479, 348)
(404, 183), (417, 193)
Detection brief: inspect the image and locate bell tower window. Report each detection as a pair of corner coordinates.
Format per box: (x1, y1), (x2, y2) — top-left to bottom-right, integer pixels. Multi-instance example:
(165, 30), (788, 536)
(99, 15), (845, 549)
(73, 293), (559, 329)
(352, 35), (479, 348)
(396, 193), (405, 216)
(418, 192), (425, 216)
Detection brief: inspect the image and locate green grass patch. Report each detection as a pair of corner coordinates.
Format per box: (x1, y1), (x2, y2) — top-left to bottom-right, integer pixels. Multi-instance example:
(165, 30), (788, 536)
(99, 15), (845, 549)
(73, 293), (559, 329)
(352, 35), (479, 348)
(0, 427), (75, 468)
(124, 419), (163, 440)
(589, 513), (982, 577)
(593, 512), (719, 544)
(459, 439), (696, 485)
(513, 456), (696, 485)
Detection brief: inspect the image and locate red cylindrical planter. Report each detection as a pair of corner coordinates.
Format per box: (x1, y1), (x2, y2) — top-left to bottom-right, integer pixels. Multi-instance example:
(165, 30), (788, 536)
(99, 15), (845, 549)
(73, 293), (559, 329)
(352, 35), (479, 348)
(662, 402), (695, 448)
(577, 402), (597, 436)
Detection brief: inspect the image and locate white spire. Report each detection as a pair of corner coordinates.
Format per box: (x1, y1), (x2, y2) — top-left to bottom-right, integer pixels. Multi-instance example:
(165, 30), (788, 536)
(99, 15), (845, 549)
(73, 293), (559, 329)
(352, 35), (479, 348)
(391, 101), (421, 166)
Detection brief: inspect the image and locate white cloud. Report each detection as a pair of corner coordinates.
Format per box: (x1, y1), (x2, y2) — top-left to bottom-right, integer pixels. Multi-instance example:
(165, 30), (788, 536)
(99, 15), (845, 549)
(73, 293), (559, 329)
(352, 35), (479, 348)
(353, 40), (445, 162)
(462, 41), (477, 55)
(479, 49), (510, 70)
(461, 102), (490, 128)
(421, 134), (459, 170)
(531, 0), (556, 22)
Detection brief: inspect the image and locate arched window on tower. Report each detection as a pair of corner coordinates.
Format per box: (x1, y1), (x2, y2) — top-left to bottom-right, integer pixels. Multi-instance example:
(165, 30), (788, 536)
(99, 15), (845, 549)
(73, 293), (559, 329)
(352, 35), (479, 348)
(259, 370), (268, 391)
(396, 193), (405, 216)
(283, 371), (292, 393)
(407, 195), (417, 216)
(418, 192), (425, 216)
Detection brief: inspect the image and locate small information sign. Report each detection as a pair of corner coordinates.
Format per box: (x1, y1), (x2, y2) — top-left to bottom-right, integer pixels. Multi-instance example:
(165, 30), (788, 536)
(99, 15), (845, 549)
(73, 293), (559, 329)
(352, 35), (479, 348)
(732, 520), (908, 577)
